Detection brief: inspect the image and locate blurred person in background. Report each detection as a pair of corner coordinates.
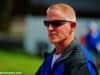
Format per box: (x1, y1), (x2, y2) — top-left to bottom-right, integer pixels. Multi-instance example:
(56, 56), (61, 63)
(36, 3), (98, 75)
(79, 21), (100, 65)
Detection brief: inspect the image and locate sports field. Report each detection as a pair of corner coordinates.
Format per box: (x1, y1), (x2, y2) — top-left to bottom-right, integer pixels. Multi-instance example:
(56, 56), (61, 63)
(0, 50), (43, 75)
(0, 50), (99, 75)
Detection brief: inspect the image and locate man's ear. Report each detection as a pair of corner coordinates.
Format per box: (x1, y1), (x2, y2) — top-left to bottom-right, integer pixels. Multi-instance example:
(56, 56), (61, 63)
(69, 22), (76, 35)
(70, 22), (76, 31)
(71, 22), (76, 28)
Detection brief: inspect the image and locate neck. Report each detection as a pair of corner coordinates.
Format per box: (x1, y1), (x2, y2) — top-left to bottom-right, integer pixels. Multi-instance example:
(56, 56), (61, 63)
(55, 33), (74, 55)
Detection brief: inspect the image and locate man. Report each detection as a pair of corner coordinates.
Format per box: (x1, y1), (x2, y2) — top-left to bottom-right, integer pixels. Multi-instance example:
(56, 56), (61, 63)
(84, 21), (100, 53)
(79, 21), (100, 66)
(36, 3), (98, 75)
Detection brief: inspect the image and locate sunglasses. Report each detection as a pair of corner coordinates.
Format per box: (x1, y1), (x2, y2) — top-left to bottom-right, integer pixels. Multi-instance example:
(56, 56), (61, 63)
(44, 20), (72, 27)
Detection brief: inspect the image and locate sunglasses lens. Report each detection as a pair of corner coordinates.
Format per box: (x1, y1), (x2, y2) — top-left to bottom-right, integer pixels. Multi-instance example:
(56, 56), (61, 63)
(44, 20), (72, 27)
(51, 22), (63, 27)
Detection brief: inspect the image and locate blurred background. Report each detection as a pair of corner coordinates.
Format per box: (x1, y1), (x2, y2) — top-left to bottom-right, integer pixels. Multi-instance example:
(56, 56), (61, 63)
(0, 0), (100, 75)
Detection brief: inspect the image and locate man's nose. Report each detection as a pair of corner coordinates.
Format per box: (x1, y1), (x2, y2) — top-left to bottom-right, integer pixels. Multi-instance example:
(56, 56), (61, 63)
(48, 25), (54, 30)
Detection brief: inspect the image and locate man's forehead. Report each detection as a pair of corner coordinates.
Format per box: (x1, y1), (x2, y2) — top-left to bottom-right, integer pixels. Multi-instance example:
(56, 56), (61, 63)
(47, 6), (76, 22)
(46, 4), (76, 26)
(47, 9), (63, 15)
(46, 9), (67, 20)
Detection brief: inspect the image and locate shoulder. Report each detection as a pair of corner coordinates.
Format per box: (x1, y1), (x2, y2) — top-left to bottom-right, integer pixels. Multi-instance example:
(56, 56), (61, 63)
(63, 44), (90, 75)
(67, 42), (87, 64)
(63, 40), (98, 75)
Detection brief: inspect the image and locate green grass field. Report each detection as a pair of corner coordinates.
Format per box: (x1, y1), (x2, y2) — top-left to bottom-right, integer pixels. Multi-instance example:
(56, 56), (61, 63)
(0, 50), (43, 75)
(0, 50), (100, 75)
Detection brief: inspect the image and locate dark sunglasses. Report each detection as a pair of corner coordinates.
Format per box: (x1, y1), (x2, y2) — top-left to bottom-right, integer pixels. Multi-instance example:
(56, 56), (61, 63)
(44, 20), (72, 27)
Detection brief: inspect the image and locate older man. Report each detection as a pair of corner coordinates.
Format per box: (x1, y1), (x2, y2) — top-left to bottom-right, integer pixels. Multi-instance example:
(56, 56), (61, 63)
(36, 3), (98, 75)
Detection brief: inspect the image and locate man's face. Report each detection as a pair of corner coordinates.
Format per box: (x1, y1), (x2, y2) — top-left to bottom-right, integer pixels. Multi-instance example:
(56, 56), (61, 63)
(45, 9), (73, 44)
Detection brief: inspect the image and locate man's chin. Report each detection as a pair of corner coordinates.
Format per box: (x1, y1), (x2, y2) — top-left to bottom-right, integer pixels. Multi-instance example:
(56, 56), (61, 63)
(50, 40), (58, 44)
